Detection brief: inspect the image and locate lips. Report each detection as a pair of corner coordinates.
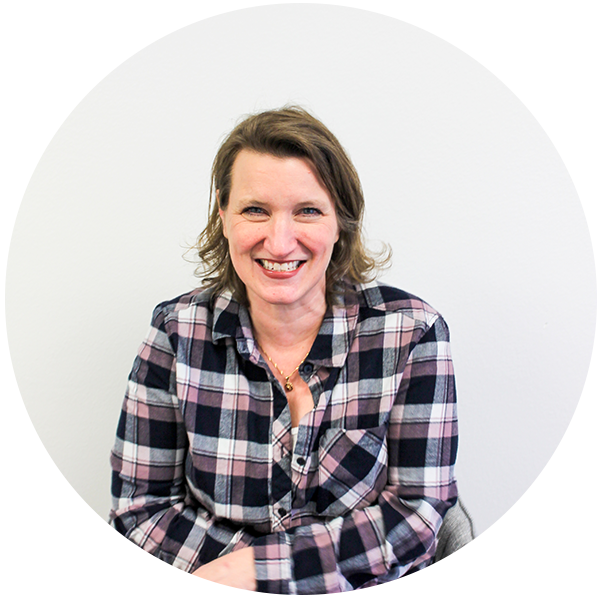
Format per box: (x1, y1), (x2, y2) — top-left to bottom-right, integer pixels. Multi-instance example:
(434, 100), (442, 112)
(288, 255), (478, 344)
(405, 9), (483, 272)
(257, 259), (304, 272)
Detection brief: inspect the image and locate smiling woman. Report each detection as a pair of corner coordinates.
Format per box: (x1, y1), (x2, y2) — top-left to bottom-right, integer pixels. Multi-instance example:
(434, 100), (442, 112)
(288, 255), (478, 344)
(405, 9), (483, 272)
(219, 150), (340, 312)
(195, 108), (385, 308)
(109, 107), (460, 594)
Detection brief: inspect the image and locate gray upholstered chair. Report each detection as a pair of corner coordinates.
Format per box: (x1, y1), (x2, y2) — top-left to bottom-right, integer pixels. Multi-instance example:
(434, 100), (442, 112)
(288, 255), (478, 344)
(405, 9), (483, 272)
(83, 499), (486, 596)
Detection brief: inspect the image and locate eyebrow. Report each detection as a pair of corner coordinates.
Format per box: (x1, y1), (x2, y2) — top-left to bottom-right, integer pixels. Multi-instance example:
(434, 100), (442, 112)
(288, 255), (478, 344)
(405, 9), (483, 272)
(235, 197), (331, 208)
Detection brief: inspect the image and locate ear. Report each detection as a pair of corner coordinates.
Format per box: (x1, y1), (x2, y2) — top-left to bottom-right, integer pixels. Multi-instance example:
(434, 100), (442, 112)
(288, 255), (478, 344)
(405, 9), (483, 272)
(218, 208), (228, 239)
(217, 191), (228, 239)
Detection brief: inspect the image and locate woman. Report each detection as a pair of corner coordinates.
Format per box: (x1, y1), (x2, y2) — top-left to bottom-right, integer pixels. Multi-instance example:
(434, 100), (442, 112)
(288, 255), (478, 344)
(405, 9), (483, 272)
(110, 107), (458, 594)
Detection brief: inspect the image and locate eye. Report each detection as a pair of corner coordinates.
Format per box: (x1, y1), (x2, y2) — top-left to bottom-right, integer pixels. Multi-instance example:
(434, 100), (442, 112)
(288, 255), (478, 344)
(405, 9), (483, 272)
(300, 207), (323, 216)
(242, 206), (267, 216)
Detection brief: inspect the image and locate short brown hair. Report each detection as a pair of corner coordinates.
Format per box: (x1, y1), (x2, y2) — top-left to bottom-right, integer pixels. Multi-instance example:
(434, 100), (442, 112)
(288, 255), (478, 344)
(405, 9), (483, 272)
(194, 106), (390, 304)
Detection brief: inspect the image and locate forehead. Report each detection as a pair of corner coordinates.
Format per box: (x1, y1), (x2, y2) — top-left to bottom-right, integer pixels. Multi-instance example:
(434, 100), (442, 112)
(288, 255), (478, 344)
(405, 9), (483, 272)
(229, 150), (331, 200)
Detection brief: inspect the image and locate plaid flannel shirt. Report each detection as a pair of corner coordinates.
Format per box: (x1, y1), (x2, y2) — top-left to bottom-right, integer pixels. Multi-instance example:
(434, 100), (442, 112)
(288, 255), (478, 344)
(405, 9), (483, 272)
(110, 281), (458, 594)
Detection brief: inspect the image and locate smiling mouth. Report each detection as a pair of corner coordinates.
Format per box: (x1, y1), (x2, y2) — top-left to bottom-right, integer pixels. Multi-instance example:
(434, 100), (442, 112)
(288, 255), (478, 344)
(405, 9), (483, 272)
(257, 259), (304, 272)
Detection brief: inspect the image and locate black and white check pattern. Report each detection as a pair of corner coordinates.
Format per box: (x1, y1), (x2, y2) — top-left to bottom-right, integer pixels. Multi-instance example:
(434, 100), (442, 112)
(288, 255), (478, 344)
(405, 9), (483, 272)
(110, 281), (458, 594)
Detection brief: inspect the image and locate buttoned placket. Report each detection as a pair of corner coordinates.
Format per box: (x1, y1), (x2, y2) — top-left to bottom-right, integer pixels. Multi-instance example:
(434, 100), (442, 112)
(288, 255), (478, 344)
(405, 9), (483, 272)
(232, 333), (290, 532)
(270, 376), (293, 531)
(263, 357), (320, 532)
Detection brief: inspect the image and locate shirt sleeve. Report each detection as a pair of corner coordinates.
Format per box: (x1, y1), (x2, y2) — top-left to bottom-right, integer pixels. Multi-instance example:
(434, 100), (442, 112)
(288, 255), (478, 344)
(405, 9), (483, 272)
(109, 305), (253, 572)
(251, 314), (459, 594)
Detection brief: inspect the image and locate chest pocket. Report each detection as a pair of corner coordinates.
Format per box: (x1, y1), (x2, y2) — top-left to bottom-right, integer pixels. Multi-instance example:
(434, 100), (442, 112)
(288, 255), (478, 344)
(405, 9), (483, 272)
(315, 423), (388, 517)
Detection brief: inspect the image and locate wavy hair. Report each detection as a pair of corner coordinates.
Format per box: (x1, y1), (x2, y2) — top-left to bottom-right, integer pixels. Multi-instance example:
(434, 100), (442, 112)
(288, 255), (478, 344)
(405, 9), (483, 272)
(193, 106), (390, 304)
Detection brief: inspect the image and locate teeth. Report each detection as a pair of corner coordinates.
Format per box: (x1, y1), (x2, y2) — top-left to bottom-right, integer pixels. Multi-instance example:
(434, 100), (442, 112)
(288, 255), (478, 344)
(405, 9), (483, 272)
(259, 260), (302, 272)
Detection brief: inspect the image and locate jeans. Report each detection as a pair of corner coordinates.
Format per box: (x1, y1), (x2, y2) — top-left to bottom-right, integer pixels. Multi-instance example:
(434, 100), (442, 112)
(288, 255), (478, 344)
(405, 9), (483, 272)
(144, 571), (185, 596)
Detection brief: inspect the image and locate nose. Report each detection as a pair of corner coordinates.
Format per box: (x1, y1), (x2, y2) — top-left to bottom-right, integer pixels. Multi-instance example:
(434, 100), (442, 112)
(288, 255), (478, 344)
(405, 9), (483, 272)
(263, 214), (298, 257)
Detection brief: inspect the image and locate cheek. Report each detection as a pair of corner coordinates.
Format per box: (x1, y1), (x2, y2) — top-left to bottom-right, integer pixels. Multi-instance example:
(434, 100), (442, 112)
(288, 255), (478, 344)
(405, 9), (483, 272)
(228, 225), (262, 255)
(316, 228), (340, 258)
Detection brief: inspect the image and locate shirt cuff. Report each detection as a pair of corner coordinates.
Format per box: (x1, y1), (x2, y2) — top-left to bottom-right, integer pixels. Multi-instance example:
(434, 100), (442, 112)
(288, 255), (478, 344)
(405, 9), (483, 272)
(252, 532), (293, 594)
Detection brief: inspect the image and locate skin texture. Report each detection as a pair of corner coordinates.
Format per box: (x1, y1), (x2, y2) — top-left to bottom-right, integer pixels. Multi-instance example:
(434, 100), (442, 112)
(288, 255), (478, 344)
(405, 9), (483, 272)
(192, 547), (257, 590)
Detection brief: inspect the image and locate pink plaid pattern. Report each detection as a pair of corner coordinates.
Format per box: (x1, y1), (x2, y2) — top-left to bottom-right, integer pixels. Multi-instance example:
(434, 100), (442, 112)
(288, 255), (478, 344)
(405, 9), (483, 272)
(110, 281), (458, 593)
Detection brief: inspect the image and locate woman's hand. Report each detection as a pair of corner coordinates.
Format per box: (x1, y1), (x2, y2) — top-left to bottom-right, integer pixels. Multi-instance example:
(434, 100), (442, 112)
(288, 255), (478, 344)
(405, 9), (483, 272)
(191, 546), (257, 591)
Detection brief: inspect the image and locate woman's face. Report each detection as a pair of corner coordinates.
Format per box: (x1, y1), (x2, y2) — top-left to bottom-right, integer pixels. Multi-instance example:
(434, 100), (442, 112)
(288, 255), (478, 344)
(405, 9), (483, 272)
(219, 150), (339, 312)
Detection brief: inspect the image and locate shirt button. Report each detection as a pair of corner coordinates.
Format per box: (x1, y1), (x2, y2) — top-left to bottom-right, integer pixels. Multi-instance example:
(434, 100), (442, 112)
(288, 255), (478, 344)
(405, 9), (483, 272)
(301, 363), (312, 375)
(296, 457), (306, 466)
(278, 507), (287, 517)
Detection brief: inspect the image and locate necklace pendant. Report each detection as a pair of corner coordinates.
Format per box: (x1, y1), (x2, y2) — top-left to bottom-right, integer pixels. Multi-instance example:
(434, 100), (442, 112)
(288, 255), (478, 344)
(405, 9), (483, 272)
(284, 381), (294, 392)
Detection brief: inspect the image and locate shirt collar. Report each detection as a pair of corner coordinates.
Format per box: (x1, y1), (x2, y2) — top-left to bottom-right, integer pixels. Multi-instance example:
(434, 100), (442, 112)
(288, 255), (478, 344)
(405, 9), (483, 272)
(211, 289), (256, 359)
(210, 285), (362, 368)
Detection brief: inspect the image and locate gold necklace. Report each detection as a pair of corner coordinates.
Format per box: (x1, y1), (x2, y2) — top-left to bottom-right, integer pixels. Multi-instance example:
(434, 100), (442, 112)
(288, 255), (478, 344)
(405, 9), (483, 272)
(257, 344), (311, 392)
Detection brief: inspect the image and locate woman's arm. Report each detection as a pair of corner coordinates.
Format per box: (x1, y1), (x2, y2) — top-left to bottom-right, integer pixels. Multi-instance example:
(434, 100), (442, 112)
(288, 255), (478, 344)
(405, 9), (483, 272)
(110, 305), (254, 573)
(249, 315), (458, 594)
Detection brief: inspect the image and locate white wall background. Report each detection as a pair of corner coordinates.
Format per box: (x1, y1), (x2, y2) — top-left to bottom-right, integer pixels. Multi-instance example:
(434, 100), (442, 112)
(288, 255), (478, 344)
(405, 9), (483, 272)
(2, 2), (598, 599)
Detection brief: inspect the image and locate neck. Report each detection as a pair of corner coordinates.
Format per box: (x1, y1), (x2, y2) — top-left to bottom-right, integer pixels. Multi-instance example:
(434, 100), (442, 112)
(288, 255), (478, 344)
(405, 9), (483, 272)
(249, 297), (326, 356)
